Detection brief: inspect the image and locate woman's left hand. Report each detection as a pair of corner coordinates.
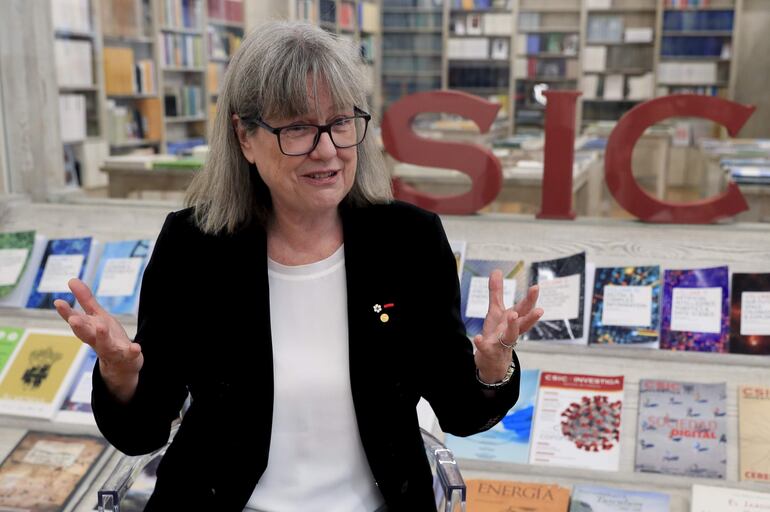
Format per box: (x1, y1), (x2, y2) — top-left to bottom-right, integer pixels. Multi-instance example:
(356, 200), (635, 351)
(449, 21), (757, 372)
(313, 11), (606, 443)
(473, 269), (543, 384)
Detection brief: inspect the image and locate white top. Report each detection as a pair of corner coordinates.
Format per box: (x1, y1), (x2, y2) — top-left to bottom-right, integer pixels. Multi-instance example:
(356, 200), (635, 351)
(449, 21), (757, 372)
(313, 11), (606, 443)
(247, 245), (384, 512)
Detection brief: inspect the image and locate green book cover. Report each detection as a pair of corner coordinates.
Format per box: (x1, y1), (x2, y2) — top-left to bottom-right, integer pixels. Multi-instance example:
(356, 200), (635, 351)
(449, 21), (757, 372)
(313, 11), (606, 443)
(0, 231), (35, 299)
(0, 327), (24, 375)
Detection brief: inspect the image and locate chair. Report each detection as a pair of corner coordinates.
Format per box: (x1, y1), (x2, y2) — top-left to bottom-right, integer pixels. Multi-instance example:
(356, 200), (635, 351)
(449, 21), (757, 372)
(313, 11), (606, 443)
(97, 425), (466, 512)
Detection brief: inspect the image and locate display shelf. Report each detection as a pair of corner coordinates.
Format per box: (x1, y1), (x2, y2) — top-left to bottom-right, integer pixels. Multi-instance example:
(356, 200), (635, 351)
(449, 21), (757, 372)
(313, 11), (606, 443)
(109, 139), (162, 149)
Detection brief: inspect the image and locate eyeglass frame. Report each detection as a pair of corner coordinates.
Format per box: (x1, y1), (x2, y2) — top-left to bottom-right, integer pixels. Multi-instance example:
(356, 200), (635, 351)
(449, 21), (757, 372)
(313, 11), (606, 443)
(239, 106), (371, 156)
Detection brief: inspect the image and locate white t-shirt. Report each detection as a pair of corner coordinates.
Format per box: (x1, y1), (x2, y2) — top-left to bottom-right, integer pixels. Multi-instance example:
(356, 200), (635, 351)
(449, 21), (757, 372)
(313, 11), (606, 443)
(247, 245), (384, 511)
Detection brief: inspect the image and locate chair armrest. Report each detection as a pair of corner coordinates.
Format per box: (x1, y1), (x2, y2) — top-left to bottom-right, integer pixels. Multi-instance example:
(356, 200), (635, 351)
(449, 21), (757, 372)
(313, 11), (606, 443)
(421, 428), (466, 512)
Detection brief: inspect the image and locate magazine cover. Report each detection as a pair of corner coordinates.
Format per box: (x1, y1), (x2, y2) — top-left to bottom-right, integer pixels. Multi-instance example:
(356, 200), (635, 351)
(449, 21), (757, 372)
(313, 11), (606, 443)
(529, 371), (624, 471)
(92, 239), (152, 315)
(54, 346), (97, 425)
(729, 273), (770, 355)
(0, 329), (86, 419)
(691, 485), (770, 512)
(660, 266), (729, 352)
(0, 234), (47, 309)
(445, 369), (539, 464)
(465, 479), (570, 512)
(0, 431), (108, 512)
(635, 379), (727, 479)
(0, 230), (35, 299)
(569, 484), (670, 512)
(460, 259), (527, 338)
(738, 385), (770, 483)
(527, 252), (587, 343)
(25, 237), (93, 310)
(589, 266), (660, 347)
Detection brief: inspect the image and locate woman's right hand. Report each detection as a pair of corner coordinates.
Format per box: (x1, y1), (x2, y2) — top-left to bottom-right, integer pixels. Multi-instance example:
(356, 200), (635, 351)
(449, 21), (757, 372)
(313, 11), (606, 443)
(54, 278), (143, 403)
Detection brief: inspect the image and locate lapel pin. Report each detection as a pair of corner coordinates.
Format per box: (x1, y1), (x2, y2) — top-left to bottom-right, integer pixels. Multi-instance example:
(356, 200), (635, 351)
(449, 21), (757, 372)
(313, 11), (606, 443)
(373, 304), (382, 313)
(380, 313), (389, 323)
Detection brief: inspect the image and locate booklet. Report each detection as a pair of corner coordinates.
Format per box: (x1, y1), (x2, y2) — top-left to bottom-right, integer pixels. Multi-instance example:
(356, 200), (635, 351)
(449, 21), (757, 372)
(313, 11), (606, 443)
(25, 237), (97, 310)
(729, 272), (770, 354)
(90, 239), (152, 315)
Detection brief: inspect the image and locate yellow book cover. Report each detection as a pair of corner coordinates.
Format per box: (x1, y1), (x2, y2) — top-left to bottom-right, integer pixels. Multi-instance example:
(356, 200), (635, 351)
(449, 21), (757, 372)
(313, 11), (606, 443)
(0, 330), (84, 418)
(466, 479), (571, 512)
(103, 46), (136, 95)
(739, 385), (770, 483)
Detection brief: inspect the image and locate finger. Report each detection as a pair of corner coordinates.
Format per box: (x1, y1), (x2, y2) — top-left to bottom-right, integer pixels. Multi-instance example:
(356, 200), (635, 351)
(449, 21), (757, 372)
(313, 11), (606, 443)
(514, 285), (539, 316)
(67, 278), (105, 316)
(504, 310), (520, 343)
(126, 342), (143, 360)
(517, 307), (544, 335)
(471, 334), (483, 352)
(487, 269), (505, 313)
(54, 299), (74, 322)
(67, 313), (97, 347)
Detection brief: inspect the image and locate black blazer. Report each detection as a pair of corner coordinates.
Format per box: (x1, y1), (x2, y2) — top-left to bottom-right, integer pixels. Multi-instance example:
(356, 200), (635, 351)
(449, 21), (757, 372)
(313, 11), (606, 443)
(92, 200), (521, 511)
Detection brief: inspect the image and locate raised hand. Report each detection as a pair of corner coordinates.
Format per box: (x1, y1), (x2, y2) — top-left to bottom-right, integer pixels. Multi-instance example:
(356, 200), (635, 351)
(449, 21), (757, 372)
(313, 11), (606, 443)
(54, 278), (142, 403)
(473, 269), (543, 383)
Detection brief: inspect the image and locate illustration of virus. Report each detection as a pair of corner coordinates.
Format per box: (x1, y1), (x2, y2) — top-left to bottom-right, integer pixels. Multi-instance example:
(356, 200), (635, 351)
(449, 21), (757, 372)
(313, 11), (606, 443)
(560, 395), (622, 452)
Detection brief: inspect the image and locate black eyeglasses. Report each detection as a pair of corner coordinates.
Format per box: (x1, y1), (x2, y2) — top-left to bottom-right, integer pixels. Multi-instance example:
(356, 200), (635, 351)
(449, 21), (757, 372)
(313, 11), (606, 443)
(241, 106), (371, 156)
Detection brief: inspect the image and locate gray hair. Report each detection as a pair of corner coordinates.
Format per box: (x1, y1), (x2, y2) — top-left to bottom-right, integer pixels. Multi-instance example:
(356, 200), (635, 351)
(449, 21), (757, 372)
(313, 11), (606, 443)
(185, 21), (392, 235)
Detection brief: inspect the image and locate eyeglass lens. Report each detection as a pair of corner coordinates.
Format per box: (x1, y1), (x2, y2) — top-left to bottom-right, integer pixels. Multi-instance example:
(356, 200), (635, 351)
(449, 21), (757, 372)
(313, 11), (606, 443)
(279, 117), (367, 155)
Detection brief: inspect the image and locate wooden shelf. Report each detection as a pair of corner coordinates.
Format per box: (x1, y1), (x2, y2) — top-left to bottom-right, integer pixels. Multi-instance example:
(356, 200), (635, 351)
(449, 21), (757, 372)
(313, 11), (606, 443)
(159, 26), (204, 35)
(161, 67), (206, 73)
(208, 18), (244, 30)
(54, 29), (94, 40)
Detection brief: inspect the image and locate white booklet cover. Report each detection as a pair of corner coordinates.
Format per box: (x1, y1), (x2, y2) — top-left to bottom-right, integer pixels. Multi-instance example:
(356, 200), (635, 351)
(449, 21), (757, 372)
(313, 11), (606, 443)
(691, 484), (770, 511)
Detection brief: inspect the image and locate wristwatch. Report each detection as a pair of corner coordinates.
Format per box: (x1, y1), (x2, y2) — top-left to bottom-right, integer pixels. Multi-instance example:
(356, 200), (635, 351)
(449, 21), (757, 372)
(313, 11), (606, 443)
(476, 360), (516, 389)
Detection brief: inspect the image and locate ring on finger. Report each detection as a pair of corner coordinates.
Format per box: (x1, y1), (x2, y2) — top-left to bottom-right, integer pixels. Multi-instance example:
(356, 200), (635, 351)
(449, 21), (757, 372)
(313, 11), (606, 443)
(497, 331), (516, 349)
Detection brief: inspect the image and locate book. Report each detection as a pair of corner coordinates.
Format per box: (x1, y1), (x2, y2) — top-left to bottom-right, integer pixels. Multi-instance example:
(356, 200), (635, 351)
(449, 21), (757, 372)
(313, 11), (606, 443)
(729, 273), (770, 354)
(660, 266), (729, 352)
(529, 372), (624, 471)
(0, 330), (86, 419)
(91, 240), (152, 316)
(0, 326), (24, 376)
(738, 385), (770, 483)
(691, 485), (770, 512)
(445, 369), (539, 464)
(0, 233), (47, 309)
(0, 230), (36, 299)
(583, 46), (606, 73)
(604, 74), (624, 100)
(589, 266), (660, 347)
(460, 259), (527, 338)
(103, 46), (136, 95)
(25, 237), (96, 310)
(570, 485), (670, 512)
(0, 430), (108, 512)
(54, 347), (97, 425)
(466, 479), (571, 512)
(635, 379), (727, 479)
(54, 39), (93, 88)
(51, 0), (91, 33)
(58, 94), (87, 143)
(527, 252), (590, 344)
(449, 240), (467, 281)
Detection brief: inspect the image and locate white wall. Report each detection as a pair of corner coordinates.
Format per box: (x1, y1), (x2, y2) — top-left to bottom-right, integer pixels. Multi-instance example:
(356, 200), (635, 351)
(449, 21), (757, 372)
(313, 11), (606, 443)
(734, 0), (770, 137)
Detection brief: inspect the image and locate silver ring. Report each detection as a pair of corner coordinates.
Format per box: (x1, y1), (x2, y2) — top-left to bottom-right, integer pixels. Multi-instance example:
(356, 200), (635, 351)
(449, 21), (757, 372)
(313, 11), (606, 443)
(498, 331), (515, 349)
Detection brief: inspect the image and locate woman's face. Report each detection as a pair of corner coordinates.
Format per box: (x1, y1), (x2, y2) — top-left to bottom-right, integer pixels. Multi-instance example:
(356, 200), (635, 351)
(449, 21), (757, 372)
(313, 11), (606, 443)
(237, 80), (358, 220)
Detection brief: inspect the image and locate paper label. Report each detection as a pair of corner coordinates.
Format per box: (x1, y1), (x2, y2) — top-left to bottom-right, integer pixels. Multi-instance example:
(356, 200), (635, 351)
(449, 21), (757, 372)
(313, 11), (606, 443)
(537, 274), (581, 321)
(37, 254), (84, 293)
(741, 292), (770, 336)
(0, 248), (30, 286)
(23, 440), (85, 467)
(96, 257), (142, 297)
(670, 287), (722, 334)
(465, 276), (516, 318)
(601, 285), (653, 327)
(69, 371), (92, 404)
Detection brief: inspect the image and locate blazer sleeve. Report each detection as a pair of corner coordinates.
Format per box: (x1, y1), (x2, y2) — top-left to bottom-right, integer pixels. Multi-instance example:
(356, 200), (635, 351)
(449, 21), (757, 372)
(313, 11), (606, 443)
(91, 211), (190, 455)
(416, 213), (521, 437)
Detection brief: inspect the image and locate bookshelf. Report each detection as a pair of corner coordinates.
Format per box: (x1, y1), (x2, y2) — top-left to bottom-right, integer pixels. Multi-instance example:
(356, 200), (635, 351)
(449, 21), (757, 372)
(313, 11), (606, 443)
(206, 0), (245, 121)
(512, 0), (583, 134)
(581, 0), (657, 126)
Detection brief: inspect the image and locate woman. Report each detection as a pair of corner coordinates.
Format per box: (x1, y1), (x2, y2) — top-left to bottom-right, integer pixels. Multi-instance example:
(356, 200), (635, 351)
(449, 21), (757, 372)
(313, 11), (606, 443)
(54, 22), (542, 511)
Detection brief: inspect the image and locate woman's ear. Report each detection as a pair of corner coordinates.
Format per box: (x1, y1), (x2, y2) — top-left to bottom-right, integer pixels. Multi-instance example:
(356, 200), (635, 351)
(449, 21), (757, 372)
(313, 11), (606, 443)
(231, 114), (254, 163)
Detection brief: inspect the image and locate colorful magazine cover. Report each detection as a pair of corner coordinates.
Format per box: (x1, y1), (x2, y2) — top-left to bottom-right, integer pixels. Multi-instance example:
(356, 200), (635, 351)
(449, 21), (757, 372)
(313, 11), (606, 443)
(635, 379), (727, 479)
(445, 369), (539, 464)
(729, 273), (770, 355)
(589, 265), (660, 346)
(660, 266), (729, 352)
(0, 330), (86, 419)
(466, 479), (571, 512)
(527, 252), (587, 343)
(738, 385), (770, 483)
(55, 346), (97, 425)
(460, 258), (527, 338)
(92, 239), (152, 315)
(0, 230), (35, 299)
(0, 431), (108, 512)
(529, 371), (624, 471)
(25, 237), (93, 310)
(569, 484), (670, 512)
(0, 326), (24, 374)
(691, 484), (770, 512)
